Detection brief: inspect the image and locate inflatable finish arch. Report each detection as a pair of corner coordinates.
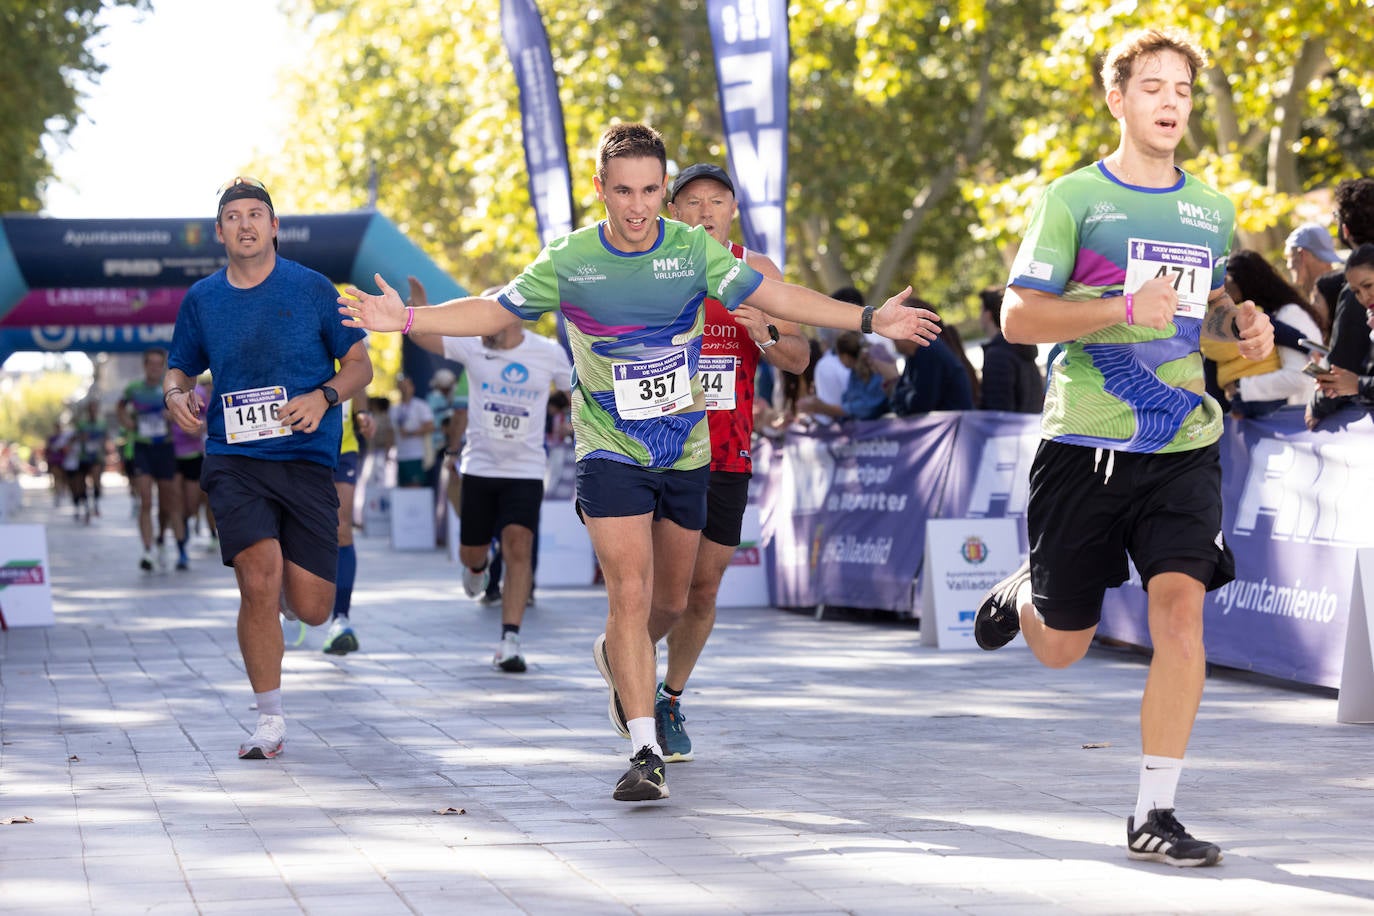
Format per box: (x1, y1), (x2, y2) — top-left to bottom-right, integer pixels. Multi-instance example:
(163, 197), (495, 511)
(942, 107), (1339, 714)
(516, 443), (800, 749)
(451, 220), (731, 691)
(0, 212), (467, 364)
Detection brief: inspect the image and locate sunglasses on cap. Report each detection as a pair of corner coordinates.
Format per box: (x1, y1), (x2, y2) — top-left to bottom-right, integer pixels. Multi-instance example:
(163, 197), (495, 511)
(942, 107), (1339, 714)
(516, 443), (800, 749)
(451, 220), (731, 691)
(217, 176), (268, 196)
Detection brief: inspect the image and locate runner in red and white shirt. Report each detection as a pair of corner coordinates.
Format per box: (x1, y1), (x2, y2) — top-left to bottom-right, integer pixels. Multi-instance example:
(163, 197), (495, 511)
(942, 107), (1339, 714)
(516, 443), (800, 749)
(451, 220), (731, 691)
(652, 163), (811, 761)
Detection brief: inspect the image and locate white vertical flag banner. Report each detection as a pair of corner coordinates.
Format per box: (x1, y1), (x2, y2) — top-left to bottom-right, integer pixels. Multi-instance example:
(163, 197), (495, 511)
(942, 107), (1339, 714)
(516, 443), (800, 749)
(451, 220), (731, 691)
(706, 0), (790, 269)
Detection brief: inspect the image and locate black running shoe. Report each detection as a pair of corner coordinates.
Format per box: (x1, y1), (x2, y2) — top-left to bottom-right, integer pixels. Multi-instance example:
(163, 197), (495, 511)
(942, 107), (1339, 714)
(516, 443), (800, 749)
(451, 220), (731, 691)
(974, 559), (1030, 650)
(613, 745), (669, 801)
(1126, 808), (1223, 867)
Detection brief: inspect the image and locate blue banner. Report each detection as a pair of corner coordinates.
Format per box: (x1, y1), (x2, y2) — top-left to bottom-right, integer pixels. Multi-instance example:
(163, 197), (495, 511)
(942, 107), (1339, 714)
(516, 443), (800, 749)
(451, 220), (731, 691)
(759, 414), (959, 611)
(705, 0), (789, 269)
(501, 0), (575, 245)
(762, 408), (1374, 688)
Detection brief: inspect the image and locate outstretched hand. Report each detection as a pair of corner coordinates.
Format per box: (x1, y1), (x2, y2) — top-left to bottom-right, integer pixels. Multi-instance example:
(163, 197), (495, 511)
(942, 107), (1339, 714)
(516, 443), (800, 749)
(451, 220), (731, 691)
(338, 273), (407, 333)
(871, 286), (941, 346)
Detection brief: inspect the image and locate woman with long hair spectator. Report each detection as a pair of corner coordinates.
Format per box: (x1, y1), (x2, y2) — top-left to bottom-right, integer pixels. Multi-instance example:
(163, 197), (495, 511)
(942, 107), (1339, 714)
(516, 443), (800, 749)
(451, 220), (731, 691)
(1213, 249), (1326, 417)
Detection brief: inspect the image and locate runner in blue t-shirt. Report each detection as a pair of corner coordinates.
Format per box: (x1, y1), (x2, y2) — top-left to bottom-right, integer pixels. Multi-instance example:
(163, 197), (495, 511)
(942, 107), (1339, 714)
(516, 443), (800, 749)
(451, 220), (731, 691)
(339, 122), (942, 803)
(165, 177), (373, 762)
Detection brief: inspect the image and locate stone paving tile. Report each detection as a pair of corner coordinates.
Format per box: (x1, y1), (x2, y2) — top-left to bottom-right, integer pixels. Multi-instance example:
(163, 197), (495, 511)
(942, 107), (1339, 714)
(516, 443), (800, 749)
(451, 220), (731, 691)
(3, 482), (1373, 914)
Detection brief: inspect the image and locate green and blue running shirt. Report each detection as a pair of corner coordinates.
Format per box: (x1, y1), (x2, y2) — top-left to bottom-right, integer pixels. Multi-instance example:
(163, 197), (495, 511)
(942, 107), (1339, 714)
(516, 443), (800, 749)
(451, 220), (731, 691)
(1008, 162), (1236, 454)
(498, 218), (764, 470)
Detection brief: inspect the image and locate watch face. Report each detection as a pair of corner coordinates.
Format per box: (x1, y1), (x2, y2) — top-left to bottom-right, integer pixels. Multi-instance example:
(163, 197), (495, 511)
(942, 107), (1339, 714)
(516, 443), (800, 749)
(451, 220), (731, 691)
(322, 385), (338, 406)
(767, 324), (780, 342)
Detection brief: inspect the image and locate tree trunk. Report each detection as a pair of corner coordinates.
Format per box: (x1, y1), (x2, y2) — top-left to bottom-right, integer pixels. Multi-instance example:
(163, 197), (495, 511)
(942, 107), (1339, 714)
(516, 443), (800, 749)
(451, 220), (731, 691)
(1268, 37), (1329, 195)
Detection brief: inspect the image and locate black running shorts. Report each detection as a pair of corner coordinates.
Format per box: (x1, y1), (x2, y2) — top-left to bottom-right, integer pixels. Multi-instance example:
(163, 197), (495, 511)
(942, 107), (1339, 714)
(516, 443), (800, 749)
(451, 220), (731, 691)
(459, 474), (544, 547)
(702, 470), (751, 548)
(1027, 439), (1235, 631)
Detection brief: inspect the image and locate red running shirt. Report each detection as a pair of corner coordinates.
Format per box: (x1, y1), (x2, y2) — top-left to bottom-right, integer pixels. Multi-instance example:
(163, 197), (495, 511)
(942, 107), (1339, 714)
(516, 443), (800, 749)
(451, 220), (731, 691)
(702, 242), (761, 473)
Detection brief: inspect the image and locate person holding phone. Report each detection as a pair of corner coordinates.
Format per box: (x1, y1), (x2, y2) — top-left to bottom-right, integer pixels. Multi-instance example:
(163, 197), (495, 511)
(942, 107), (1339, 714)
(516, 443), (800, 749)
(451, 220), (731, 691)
(1214, 249), (1326, 417)
(1313, 244), (1374, 408)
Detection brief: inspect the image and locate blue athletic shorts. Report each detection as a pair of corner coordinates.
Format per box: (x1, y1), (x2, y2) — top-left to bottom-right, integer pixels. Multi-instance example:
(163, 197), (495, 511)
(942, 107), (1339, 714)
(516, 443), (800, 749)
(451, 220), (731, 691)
(576, 459), (709, 530)
(334, 451), (360, 485)
(201, 454), (339, 581)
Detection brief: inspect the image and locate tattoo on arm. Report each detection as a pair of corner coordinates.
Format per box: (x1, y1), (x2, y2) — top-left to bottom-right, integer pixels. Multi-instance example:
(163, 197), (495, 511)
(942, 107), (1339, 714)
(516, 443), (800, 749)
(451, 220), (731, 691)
(1203, 292), (1239, 340)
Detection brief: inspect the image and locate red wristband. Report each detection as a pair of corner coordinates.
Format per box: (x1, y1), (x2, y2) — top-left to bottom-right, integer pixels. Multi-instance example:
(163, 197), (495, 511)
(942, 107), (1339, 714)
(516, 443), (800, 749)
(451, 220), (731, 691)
(402, 306), (415, 335)
(1124, 293), (1135, 326)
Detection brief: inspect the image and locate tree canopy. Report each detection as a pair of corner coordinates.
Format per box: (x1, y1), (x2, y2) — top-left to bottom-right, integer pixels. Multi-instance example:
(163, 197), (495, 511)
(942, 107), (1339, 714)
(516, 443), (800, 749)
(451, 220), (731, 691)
(26, 1), (1370, 331)
(1, 0), (148, 213)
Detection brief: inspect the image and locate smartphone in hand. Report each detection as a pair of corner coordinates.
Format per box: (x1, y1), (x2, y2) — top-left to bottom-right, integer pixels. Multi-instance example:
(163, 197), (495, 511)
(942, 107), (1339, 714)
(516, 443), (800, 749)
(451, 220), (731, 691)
(1299, 338), (1332, 378)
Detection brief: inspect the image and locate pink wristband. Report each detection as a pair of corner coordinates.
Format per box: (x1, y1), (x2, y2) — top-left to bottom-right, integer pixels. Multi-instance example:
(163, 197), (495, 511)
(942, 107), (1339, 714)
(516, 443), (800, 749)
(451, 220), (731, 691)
(402, 306), (415, 335)
(1124, 292), (1135, 326)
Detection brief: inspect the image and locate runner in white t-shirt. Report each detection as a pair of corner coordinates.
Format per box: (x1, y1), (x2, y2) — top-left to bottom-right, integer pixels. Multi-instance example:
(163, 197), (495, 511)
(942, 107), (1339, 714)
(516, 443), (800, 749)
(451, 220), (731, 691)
(412, 300), (572, 671)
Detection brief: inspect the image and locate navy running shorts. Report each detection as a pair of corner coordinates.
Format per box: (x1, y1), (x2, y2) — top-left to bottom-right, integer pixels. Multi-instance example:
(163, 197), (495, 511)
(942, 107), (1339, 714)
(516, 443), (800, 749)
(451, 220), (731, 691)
(333, 451), (360, 486)
(201, 454), (339, 581)
(576, 458), (709, 530)
(132, 441), (177, 481)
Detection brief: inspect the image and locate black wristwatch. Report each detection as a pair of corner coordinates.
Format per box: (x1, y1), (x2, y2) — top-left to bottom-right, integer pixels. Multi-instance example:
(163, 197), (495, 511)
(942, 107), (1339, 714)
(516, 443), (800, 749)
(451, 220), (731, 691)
(757, 324), (780, 350)
(319, 385), (339, 408)
(860, 305), (875, 334)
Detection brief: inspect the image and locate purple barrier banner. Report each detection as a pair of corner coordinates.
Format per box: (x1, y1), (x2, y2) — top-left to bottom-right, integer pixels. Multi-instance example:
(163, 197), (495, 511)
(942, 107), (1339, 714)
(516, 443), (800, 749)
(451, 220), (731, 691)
(764, 407), (1373, 687)
(705, 0), (789, 269)
(760, 414), (959, 611)
(501, 0), (574, 245)
(934, 410), (1041, 525)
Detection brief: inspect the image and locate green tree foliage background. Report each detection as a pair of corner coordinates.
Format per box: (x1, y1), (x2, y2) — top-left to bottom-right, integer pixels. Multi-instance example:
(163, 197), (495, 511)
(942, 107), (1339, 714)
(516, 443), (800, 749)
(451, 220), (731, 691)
(0, 371), (87, 453)
(0, 0), (148, 213)
(13, 0), (1372, 334)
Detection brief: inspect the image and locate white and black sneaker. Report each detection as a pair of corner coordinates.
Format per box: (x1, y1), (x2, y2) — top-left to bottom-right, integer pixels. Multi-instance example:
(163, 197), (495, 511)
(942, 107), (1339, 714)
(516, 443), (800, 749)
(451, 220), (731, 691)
(974, 559), (1030, 650)
(1126, 808), (1222, 867)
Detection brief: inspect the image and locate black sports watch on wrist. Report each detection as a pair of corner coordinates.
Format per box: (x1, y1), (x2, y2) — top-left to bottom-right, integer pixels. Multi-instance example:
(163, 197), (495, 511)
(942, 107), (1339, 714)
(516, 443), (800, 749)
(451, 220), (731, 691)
(319, 385), (339, 408)
(757, 324), (780, 350)
(860, 305), (875, 334)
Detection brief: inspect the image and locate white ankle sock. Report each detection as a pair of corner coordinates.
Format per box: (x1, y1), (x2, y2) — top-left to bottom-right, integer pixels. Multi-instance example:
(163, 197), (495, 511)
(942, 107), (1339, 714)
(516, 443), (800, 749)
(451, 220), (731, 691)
(255, 689), (284, 718)
(1133, 755), (1183, 826)
(627, 717), (660, 757)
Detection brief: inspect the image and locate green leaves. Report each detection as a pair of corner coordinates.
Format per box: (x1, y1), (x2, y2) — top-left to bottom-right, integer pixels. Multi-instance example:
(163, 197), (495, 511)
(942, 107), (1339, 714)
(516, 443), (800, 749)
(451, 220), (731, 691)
(0, 0), (148, 213)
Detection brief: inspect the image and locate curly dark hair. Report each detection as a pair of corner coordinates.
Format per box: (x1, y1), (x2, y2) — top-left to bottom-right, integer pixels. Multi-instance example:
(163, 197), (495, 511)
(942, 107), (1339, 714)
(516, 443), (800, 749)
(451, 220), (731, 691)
(1335, 177), (1374, 248)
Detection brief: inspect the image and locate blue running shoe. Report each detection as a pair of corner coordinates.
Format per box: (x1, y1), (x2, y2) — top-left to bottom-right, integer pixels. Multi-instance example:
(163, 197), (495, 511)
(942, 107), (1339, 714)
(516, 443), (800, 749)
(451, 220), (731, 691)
(655, 692), (693, 762)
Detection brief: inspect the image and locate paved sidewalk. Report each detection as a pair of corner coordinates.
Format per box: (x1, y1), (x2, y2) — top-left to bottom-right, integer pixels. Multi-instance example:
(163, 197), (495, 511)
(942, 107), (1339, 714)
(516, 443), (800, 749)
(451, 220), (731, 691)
(2, 481), (1372, 915)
